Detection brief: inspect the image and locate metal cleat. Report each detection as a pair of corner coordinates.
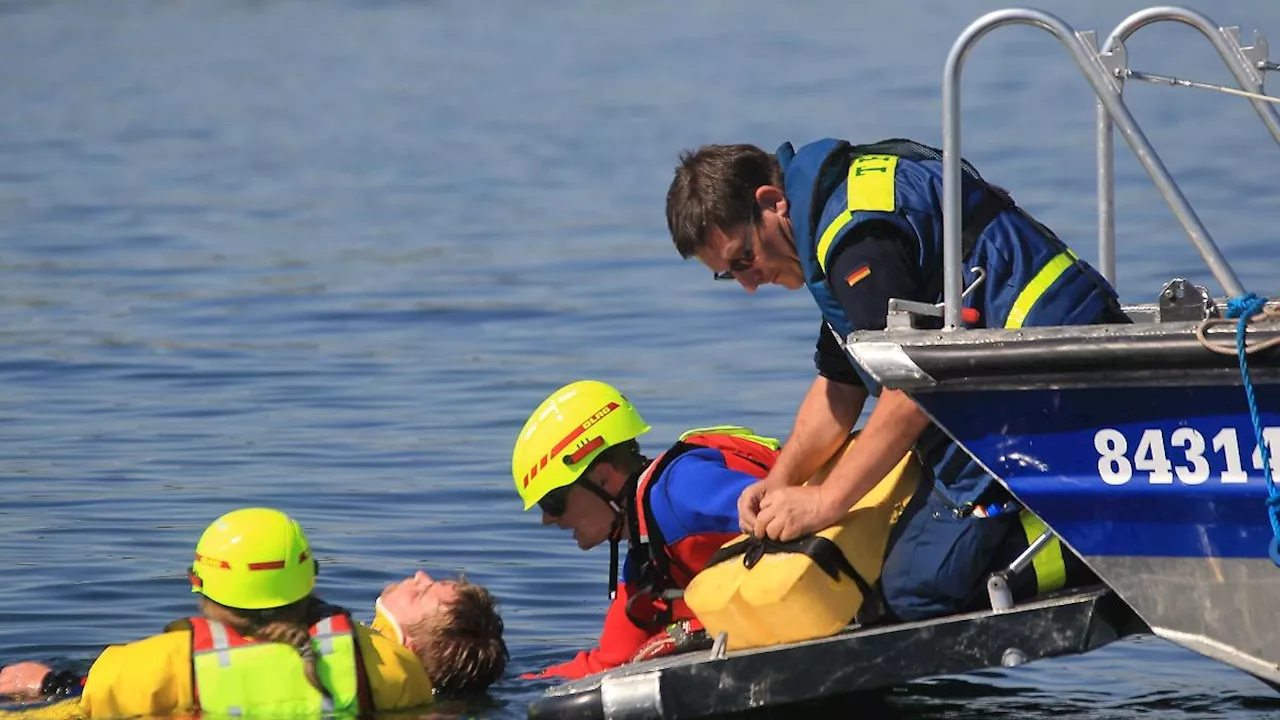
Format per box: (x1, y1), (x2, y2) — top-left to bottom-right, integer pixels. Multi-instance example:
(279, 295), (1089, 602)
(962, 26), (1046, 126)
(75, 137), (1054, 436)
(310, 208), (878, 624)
(1157, 277), (1217, 322)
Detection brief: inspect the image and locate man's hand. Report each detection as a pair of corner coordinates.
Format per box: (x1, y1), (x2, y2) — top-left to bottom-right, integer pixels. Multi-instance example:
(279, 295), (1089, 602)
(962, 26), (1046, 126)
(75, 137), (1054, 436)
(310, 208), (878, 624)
(0, 662), (52, 697)
(736, 480), (769, 534)
(754, 485), (837, 541)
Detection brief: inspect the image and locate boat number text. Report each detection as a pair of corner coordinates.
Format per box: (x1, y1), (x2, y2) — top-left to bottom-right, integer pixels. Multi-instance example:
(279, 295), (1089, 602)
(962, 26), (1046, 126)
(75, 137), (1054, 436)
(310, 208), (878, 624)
(1093, 427), (1278, 485)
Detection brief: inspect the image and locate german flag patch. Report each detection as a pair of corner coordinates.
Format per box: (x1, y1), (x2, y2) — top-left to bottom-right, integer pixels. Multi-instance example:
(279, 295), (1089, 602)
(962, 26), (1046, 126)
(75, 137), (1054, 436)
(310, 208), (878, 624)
(844, 264), (872, 287)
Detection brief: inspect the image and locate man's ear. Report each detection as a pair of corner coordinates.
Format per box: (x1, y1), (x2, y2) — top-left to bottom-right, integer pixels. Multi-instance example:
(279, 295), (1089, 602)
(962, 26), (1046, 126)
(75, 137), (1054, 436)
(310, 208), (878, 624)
(593, 463), (628, 496)
(755, 185), (788, 217)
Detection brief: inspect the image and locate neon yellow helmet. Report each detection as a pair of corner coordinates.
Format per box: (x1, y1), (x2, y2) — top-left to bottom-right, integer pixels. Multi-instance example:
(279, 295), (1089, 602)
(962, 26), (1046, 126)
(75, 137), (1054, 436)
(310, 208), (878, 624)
(513, 380), (651, 510)
(190, 507), (317, 610)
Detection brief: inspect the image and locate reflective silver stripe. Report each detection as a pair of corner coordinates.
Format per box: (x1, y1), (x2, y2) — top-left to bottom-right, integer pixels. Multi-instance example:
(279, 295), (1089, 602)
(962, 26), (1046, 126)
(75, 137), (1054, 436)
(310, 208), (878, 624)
(311, 619), (337, 713)
(311, 617), (336, 655)
(208, 621), (233, 667)
(226, 707), (242, 717)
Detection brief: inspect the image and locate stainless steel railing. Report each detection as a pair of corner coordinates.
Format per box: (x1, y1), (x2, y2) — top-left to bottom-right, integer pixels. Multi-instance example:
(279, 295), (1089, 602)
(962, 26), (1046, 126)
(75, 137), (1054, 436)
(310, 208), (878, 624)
(939, 7), (1274, 329)
(1096, 7), (1280, 286)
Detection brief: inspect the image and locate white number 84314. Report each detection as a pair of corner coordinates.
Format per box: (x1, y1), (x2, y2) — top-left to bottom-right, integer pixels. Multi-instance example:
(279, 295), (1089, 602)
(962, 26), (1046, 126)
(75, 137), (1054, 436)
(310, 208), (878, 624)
(1093, 427), (1280, 485)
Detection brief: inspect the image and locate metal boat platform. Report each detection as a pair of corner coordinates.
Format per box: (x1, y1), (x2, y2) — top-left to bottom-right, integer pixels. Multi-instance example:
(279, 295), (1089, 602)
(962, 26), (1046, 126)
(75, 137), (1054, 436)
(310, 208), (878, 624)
(528, 586), (1142, 720)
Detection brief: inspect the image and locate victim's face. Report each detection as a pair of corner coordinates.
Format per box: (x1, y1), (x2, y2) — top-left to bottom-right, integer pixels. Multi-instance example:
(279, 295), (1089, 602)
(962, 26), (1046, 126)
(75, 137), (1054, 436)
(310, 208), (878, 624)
(378, 571), (460, 629)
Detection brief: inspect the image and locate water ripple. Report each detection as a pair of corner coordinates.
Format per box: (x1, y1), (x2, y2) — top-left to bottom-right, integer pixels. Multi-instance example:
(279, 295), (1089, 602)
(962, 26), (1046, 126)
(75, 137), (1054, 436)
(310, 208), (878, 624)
(3, 0), (1280, 717)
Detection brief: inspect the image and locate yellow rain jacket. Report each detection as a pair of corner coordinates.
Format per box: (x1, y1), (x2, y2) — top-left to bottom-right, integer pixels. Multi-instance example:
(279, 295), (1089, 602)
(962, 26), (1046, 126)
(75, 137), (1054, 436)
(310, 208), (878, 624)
(0, 604), (432, 720)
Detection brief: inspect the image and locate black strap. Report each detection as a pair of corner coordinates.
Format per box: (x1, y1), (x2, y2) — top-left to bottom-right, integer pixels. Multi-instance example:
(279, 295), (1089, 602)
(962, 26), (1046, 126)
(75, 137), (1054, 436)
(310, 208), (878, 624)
(623, 437), (785, 630)
(923, 186), (1015, 307)
(624, 584), (676, 631)
(622, 441), (719, 630)
(640, 437), (774, 581)
(706, 534), (878, 611)
(961, 186), (1015, 260)
(579, 476), (624, 515)
(40, 670), (84, 698)
(608, 536), (619, 600)
(633, 442), (701, 585)
(578, 475), (629, 601)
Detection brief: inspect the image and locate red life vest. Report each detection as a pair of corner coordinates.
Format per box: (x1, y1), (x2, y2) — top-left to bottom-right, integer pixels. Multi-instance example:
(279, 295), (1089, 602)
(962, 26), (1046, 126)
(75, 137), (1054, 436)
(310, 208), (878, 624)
(622, 428), (779, 628)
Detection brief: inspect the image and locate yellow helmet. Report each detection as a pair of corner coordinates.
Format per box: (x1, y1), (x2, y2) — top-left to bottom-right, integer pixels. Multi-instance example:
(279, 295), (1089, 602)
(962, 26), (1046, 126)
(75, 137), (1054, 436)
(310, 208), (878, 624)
(190, 508), (317, 610)
(513, 380), (651, 510)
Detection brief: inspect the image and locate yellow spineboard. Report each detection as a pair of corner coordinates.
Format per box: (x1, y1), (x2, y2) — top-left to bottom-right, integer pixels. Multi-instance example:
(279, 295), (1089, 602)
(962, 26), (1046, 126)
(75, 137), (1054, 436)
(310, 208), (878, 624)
(684, 434), (920, 651)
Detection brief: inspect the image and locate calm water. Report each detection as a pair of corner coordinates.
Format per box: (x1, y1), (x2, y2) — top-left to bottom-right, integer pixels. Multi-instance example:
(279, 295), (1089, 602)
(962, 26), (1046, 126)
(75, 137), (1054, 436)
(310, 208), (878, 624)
(2, 0), (1280, 717)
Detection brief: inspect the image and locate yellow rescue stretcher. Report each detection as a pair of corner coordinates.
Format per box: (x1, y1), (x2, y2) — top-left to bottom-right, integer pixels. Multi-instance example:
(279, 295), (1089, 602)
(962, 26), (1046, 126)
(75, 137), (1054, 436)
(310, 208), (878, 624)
(684, 434), (921, 650)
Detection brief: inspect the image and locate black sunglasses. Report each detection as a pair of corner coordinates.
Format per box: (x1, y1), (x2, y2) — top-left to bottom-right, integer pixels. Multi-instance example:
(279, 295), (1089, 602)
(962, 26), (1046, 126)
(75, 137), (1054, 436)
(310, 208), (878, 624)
(537, 483), (575, 517)
(713, 221), (758, 281)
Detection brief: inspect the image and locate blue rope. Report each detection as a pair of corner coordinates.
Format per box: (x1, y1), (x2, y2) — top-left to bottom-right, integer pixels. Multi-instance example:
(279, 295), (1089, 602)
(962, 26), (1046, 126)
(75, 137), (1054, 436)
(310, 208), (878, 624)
(1226, 293), (1280, 566)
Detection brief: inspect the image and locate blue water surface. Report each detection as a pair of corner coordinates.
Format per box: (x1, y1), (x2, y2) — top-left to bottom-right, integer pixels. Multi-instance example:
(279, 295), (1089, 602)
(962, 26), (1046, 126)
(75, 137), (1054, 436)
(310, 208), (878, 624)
(3, 0), (1280, 717)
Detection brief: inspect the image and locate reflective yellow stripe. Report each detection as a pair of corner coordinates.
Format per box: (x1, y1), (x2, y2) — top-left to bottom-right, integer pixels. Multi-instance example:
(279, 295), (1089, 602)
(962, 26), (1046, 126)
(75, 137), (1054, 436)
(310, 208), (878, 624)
(1004, 249), (1079, 329)
(193, 619), (362, 716)
(816, 210), (855, 274)
(1019, 510), (1066, 594)
(816, 154), (899, 274)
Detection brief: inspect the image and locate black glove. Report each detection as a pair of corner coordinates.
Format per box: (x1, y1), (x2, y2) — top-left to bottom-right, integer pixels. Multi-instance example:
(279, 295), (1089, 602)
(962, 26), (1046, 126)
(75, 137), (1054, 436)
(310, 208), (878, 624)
(630, 620), (713, 663)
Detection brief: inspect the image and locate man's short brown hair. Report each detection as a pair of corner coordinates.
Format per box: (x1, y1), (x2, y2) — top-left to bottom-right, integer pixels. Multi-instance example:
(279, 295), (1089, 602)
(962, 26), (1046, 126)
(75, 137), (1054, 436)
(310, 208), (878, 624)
(590, 439), (645, 477)
(404, 579), (508, 695)
(666, 144), (783, 259)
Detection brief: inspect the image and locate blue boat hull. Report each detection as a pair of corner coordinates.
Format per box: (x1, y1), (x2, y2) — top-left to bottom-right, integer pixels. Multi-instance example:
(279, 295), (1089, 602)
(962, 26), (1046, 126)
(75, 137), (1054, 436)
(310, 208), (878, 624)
(916, 381), (1280, 683)
(924, 384), (1279, 562)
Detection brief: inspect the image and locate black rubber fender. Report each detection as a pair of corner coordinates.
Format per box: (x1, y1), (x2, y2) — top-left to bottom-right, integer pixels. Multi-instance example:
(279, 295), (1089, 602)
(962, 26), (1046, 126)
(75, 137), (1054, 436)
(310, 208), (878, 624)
(527, 686), (604, 720)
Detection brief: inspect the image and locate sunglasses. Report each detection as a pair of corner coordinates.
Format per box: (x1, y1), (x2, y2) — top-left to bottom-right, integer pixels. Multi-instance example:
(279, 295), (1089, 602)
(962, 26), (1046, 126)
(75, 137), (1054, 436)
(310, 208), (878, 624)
(713, 221), (758, 282)
(537, 483), (575, 517)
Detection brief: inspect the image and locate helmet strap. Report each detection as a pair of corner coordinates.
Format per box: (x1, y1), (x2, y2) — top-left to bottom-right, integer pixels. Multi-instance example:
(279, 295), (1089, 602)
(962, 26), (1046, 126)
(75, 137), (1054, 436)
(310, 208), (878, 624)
(572, 479), (626, 600)
(607, 536), (620, 600)
(576, 474), (624, 514)
(581, 458), (649, 601)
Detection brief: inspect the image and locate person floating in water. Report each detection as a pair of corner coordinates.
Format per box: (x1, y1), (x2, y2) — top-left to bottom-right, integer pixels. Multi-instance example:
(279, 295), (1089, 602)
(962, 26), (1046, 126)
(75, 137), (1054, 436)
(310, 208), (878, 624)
(0, 507), (508, 718)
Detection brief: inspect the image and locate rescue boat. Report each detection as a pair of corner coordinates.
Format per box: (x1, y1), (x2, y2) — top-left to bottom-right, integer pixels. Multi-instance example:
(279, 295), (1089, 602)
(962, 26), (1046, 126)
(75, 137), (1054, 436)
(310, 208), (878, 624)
(529, 5), (1280, 718)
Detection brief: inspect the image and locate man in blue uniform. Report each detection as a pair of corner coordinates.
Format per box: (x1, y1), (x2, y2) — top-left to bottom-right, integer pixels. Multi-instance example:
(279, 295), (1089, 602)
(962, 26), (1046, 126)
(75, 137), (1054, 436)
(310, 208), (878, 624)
(664, 138), (1122, 621)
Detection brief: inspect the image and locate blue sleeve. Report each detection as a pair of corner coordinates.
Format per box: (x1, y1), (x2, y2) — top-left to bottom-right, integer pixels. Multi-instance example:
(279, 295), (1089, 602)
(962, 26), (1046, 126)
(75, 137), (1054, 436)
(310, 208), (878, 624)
(647, 449), (758, 543)
(621, 546), (642, 585)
